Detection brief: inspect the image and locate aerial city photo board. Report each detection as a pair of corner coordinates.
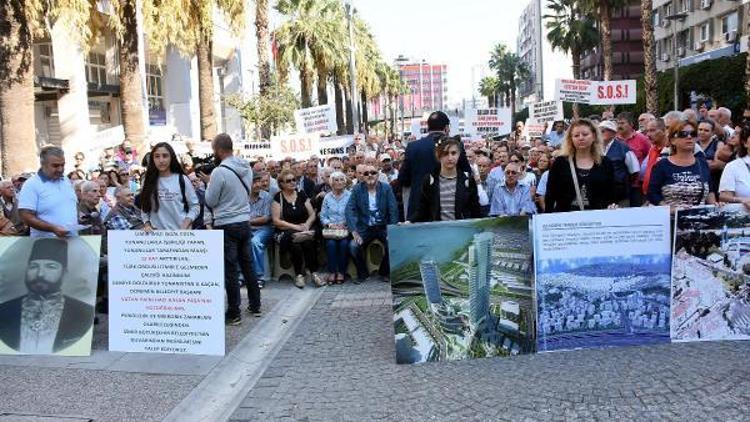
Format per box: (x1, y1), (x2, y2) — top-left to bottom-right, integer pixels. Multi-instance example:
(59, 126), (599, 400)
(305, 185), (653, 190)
(388, 217), (535, 364)
(533, 207), (672, 352)
(672, 205), (750, 342)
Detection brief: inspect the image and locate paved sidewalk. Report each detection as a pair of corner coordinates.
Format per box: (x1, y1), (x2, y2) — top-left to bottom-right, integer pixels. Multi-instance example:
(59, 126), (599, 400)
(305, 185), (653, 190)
(230, 281), (750, 422)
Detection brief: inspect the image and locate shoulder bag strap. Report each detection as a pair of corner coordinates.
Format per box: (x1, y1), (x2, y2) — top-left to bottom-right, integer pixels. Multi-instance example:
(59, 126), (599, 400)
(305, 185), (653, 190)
(218, 164), (250, 195)
(568, 156), (585, 211)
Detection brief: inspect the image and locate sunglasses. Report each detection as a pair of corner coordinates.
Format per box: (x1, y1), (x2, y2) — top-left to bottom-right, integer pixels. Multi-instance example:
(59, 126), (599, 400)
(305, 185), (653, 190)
(509, 159), (521, 163)
(505, 170), (518, 175)
(282, 178), (297, 183)
(673, 130), (698, 139)
(363, 171), (378, 176)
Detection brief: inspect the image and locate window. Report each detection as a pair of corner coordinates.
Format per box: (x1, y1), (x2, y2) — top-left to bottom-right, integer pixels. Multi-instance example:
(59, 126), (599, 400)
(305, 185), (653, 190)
(37, 43), (55, 78)
(699, 22), (710, 42)
(678, 0), (691, 13)
(664, 2), (673, 19)
(653, 10), (661, 27)
(146, 64), (164, 112)
(85, 52), (107, 85)
(721, 12), (738, 35)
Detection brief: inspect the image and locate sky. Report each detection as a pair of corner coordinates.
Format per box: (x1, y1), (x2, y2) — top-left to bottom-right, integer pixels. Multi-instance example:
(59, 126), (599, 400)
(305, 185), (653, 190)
(351, 0), (529, 106)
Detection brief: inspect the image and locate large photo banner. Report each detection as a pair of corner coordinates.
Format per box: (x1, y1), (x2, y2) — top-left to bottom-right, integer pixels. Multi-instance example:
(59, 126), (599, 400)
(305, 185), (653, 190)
(0, 237), (101, 356)
(672, 205), (750, 342)
(388, 217), (535, 364)
(108, 230), (225, 356)
(534, 207), (672, 352)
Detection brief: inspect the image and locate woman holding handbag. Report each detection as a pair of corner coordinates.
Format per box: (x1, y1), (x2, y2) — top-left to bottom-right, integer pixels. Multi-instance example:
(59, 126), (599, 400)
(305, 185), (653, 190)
(272, 169), (323, 289)
(544, 119), (616, 212)
(320, 172), (351, 285)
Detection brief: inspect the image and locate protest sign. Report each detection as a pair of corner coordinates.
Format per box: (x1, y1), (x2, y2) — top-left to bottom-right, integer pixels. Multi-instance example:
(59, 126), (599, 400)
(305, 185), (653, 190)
(534, 207), (672, 352)
(319, 135), (354, 159)
(238, 140), (273, 160)
(555, 79), (637, 105)
(528, 101), (563, 124)
(0, 237), (101, 356)
(389, 217), (534, 364)
(464, 108), (512, 137)
(271, 133), (321, 160)
(524, 121), (548, 139)
(294, 104), (337, 134)
(108, 230), (225, 356)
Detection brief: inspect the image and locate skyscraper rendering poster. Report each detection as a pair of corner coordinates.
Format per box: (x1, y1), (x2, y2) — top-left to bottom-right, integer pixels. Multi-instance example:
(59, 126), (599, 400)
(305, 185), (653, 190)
(534, 207), (672, 352)
(388, 217), (534, 365)
(672, 205), (750, 342)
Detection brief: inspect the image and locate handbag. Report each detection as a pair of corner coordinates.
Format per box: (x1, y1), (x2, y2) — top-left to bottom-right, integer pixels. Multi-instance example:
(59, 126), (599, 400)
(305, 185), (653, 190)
(322, 227), (348, 240)
(568, 156), (585, 211)
(292, 230), (315, 243)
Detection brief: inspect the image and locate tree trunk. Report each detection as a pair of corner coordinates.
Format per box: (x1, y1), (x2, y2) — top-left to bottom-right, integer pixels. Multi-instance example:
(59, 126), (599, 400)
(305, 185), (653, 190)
(510, 82), (516, 124)
(334, 77), (345, 134)
(344, 86), (353, 134)
(0, 0), (37, 176)
(360, 89), (368, 135)
(572, 49), (582, 119)
(601, 2), (613, 81)
(118, 0), (146, 153)
(255, 0), (271, 139)
(316, 64), (328, 105)
(300, 62), (313, 108)
(197, 36), (217, 141)
(641, 0), (658, 114)
(390, 95), (397, 139)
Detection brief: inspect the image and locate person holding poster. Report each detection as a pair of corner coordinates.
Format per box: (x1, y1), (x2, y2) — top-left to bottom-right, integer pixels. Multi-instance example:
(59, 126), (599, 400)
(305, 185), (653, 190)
(647, 117), (715, 211)
(411, 136), (480, 222)
(544, 119), (616, 212)
(140, 142), (200, 231)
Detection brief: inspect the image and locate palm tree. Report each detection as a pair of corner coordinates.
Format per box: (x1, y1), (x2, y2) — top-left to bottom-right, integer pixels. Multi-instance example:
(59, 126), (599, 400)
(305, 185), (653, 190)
(116, 0), (146, 150)
(581, 0), (627, 81)
(545, 0), (599, 116)
(479, 76), (498, 107)
(488, 43), (529, 117)
(640, 0), (658, 114)
(143, 0), (245, 141)
(255, 0), (271, 138)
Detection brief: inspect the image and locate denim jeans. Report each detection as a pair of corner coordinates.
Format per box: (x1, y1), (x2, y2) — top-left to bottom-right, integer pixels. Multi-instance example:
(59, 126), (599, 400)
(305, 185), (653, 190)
(249, 225), (273, 279)
(349, 225), (389, 280)
(326, 238), (350, 274)
(217, 222), (261, 316)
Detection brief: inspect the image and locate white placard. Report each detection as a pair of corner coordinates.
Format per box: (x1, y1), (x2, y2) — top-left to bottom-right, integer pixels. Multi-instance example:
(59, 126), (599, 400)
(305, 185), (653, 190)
(238, 140), (273, 160)
(464, 107), (512, 137)
(555, 79), (637, 105)
(271, 133), (321, 160)
(108, 230), (225, 356)
(319, 135), (354, 158)
(294, 104), (337, 134)
(529, 101), (564, 124)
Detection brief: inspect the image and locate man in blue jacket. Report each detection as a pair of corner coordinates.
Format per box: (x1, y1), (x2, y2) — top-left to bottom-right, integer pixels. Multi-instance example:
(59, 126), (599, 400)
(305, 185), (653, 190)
(398, 111), (471, 221)
(346, 164), (399, 283)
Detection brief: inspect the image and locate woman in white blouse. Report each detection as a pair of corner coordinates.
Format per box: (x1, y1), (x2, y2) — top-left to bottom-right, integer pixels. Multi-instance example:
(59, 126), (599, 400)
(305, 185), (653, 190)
(719, 126), (750, 206)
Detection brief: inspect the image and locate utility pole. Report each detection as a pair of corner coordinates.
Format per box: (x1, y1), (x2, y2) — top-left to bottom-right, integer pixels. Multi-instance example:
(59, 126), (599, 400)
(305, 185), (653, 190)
(665, 12), (688, 110)
(345, 2), (360, 134)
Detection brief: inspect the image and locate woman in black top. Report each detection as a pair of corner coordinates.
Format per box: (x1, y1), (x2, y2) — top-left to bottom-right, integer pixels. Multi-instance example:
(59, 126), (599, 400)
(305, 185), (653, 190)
(545, 119), (616, 212)
(272, 170), (323, 289)
(412, 136), (480, 222)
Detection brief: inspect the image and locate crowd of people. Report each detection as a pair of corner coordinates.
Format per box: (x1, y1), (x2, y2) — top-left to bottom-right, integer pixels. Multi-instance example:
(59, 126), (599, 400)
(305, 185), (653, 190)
(2, 105), (747, 325)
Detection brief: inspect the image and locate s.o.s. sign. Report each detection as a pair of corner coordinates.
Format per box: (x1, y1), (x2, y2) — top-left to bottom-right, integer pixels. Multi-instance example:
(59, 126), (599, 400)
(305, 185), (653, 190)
(594, 80), (636, 105)
(271, 133), (320, 160)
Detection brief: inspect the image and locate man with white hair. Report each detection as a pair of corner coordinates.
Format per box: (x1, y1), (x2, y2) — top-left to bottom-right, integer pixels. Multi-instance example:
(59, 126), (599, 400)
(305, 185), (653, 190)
(1, 180), (26, 235)
(78, 181), (104, 236)
(638, 113), (655, 134)
(717, 107), (735, 137)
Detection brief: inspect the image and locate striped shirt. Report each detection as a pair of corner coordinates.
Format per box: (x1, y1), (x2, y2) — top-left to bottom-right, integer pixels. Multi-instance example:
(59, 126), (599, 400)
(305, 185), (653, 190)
(439, 175), (457, 221)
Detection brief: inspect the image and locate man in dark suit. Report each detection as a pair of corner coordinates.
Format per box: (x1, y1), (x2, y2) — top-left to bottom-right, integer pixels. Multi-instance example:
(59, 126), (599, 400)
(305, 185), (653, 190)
(398, 111), (471, 220)
(0, 238), (94, 354)
(298, 159), (318, 199)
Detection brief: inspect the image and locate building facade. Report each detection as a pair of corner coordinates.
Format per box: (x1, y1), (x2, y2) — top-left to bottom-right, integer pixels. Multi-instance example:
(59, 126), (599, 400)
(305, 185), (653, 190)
(394, 56), (448, 117)
(580, 0), (645, 81)
(468, 233), (493, 330)
(515, 0), (573, 108)
(653, 0), (748, 72)
(420, 259), (443, 308)
(29, 1), (260, 169)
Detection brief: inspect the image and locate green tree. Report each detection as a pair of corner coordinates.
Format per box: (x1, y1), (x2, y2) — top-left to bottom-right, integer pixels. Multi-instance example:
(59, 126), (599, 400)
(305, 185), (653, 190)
(225, 72), (299, 136)
(488, 43), (529, 118)
(640, 0), (658, 114)
(255, 0), (272, 138)
(581, 0), (628, 81)
(479, 76), (499, 107)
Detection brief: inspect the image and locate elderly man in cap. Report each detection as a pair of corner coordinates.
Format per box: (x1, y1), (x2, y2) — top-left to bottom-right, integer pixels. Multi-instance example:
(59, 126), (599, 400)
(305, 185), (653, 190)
(0, 238), (94, 354)
(600, 119), (640, 207)
(378, 153), (399, 184)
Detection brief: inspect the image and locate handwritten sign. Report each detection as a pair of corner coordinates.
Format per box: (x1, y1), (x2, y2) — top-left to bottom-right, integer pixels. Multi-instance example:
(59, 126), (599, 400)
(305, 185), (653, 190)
(108, 230), (225, 356)
(319, 135), (354, 158)
(555, 79), (637, 105)
(529, 101), (564, 124)
(464, 108), (512, 137)
(271, 133), (321, 160)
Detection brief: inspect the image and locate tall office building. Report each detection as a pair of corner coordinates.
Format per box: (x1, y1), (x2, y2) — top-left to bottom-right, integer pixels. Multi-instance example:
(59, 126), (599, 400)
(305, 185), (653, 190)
(394, 55), (448, 117)
(468, 233), (493, 329)
(653, 1), (748, 73)
(580, 0), (645, 80)
(515, 0), (573, 108)
(420, 258), (443, 308)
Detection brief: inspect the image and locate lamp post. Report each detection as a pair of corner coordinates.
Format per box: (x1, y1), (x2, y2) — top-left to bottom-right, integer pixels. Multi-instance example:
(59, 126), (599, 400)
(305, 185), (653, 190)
(665, 12), (688, 110)
(345, 2), (359, 134)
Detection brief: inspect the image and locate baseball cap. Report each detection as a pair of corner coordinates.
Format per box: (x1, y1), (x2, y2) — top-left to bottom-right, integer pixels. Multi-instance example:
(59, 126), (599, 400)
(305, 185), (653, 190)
(599, 120), (617, 133)
(379, 153), (392, 162)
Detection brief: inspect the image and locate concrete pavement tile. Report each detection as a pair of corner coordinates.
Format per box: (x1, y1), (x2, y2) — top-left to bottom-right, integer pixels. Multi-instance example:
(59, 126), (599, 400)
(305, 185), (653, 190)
(106, 352), (221, 375)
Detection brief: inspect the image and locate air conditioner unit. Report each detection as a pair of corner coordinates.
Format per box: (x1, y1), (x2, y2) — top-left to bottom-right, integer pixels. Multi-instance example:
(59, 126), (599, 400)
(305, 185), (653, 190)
(725, 30), (739, 43)
(700, 0), (712, 9)
(660, 52), (670, 62)
(677, 47), (686, 57)
(694, 41), (705, 51)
